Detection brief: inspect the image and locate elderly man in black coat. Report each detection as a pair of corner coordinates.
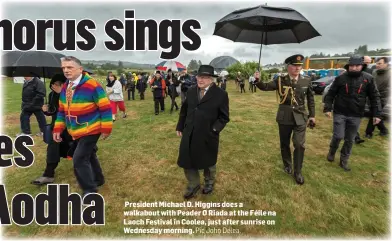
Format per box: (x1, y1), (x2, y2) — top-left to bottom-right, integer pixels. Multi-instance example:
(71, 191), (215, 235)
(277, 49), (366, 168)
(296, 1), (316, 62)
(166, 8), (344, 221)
(176, 65), (230, 199)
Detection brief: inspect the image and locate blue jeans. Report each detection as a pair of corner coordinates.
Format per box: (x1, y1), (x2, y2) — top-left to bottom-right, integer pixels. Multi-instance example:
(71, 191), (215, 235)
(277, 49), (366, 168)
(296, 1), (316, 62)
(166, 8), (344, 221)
(20, 110), (47, 134)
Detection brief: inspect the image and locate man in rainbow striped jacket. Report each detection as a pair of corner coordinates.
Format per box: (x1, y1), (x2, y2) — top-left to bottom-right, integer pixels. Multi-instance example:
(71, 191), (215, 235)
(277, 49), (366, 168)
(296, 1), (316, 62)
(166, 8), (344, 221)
(53, 56), (113, 199)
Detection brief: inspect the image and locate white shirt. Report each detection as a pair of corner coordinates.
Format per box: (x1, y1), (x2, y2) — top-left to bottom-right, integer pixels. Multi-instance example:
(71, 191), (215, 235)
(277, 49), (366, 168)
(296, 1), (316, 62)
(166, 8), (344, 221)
(68, 74), (83, 88)
(203, 84), (211, 94)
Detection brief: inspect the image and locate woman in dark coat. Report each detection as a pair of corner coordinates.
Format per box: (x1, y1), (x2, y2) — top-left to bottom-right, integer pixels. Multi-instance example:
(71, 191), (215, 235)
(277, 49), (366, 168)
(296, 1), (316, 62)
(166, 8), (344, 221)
(31, 74), (74, 185)
(167, 70), (180, 113)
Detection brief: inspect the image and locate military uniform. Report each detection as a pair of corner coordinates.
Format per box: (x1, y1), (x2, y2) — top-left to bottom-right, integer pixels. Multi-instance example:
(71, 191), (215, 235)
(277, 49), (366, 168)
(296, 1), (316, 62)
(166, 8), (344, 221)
(255, 54), (315, 185)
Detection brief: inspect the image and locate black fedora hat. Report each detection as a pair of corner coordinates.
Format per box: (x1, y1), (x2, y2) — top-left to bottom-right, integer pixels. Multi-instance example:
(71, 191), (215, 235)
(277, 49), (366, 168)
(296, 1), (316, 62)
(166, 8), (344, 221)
(197, 65), (218, 77)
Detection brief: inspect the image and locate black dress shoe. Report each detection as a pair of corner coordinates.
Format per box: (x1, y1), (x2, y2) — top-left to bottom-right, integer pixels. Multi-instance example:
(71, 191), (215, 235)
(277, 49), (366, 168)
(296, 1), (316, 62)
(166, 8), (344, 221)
(294, 173), (304, 185)
(202, 184), (214, 194)
(284, 166), (292, 174)
(355, 138), (365, 144)
(327, 153), (335, 162)
(380, 132), (388, 137)
(183, 185), (200, 199)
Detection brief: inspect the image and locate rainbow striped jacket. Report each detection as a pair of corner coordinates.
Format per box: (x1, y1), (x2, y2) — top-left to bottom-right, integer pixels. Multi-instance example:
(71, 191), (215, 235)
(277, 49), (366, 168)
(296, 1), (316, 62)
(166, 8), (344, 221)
(53, 74), (113, 140)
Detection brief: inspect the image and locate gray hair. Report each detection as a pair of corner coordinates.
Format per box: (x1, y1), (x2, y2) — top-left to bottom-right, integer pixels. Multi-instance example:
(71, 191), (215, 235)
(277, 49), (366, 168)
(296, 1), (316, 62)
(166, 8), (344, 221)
(60, 56), (82, 67)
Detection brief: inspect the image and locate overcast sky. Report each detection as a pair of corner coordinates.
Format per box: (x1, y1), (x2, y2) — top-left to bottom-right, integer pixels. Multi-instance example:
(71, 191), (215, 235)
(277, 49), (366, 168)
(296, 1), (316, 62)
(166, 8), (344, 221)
(3, 0), (391, 66)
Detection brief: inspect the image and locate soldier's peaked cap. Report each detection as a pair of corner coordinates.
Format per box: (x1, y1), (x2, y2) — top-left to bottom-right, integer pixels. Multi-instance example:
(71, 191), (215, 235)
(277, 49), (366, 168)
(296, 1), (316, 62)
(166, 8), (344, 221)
(285, 54), (305, 65)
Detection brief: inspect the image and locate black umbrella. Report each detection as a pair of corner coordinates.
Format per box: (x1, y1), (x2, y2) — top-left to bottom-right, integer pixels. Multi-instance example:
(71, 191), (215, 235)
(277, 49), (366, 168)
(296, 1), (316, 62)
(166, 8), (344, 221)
(1, 50), (66, 79)
(1, 50), (66, 103)
(213, 4), (321, 71)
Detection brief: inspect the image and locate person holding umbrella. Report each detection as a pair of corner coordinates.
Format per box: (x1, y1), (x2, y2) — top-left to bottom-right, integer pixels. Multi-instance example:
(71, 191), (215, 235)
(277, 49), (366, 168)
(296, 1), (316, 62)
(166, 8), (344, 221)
(254, 54), (315, 185)
(176, 65), (230, 199)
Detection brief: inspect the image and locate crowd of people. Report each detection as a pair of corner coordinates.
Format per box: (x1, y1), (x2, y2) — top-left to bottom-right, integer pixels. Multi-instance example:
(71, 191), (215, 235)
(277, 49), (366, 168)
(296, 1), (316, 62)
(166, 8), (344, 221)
(14, 53), (389, 200)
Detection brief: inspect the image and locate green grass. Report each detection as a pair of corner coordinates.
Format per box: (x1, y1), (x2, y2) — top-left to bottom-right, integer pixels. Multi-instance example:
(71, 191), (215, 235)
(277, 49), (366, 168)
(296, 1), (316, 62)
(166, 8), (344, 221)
(2, 78), (390, 238)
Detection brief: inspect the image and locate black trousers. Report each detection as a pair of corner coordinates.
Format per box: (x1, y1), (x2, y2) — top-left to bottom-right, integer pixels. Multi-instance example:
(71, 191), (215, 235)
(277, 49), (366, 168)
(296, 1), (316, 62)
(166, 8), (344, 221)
(250, 84), (256, 92)
(221, 83), (226, 91)
(43, 141), (61, 178)
(140, 91), (145, 100)
(154, 97), (165, 114)
(278, 124), (306, 174)
(72, 134), (104, 194)
(127, 89), (135, 100)
(20, 109), (47, 134)
(240, 84), (245, 93)
(170, 96), (179, 112)
(365, 117), (388, 135)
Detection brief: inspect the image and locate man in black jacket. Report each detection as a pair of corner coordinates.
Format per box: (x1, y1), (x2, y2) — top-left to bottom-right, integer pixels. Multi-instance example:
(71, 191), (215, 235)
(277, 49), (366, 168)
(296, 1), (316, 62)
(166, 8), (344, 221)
(365, 57), (390, 137)
(324, 56), (382, 171)
(17, 76), (47, 136)
(136, 73), (147, 100)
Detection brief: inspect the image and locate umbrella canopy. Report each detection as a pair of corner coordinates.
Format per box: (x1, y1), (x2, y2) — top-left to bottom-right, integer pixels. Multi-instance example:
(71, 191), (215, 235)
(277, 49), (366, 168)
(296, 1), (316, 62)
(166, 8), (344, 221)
(156, 60), (186, 72)
(213, 4), (321, 70)
(83, 68), (94, 75)
(1, 51), (66, 78)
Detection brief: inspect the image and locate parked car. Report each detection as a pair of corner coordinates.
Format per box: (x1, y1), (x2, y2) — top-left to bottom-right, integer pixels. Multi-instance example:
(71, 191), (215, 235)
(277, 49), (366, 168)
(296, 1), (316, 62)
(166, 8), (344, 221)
(312, 76), (335, 95)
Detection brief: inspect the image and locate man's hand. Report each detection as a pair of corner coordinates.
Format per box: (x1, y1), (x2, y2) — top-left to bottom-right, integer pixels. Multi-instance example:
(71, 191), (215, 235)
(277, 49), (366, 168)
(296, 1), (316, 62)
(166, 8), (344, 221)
(373, 117), (381, 125)
(102, 133), (110, 140)
(324, 112), (332, 118)
(42, 104), (48, 112)
(53, 133), (62, 143)
(307, 117), (316, 129)
(176, 131), (182, 137)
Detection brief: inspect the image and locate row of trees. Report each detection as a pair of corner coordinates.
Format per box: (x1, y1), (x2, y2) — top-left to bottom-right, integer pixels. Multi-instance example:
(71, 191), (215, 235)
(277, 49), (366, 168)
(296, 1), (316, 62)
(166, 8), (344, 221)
(187, 59), (203, 70)
(226, 61), (269, 81)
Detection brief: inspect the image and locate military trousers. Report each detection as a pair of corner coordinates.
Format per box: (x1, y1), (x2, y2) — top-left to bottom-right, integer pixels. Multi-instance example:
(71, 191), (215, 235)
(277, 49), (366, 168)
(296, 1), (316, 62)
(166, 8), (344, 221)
(328, 114), (361, 165)
(183, 165), (216, 189)
(278, 124), (306, 174)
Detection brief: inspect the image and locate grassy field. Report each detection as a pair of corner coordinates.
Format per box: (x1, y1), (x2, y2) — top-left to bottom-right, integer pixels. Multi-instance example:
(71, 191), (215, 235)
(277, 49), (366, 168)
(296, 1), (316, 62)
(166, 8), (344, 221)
(2, 78), (390, 238)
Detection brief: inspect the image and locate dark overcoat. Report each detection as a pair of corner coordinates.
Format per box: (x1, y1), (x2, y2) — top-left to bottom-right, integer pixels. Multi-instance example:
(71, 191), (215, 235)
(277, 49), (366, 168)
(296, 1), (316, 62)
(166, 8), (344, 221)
(176, 83), (229, 169)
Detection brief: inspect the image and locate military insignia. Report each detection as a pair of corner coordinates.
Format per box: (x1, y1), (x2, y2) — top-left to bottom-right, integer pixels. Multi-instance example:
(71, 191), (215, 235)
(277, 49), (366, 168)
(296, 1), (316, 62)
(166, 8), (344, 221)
(296, 56), (301, 61)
